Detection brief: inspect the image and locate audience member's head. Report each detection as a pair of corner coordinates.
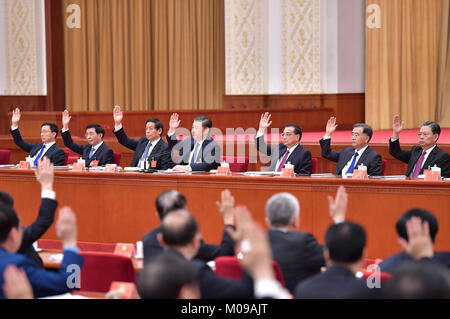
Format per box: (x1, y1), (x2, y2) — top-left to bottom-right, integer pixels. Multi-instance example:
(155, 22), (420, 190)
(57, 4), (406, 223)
(0, 191), (14, 207)
(137, 252), (200, 299)
(325, 222), (366, 267)
(396, 208), (438, 243)
(155, 190), (187, 221)
(383, 262), (450, 299)
(265, 192), (300, 229)
(0, 204), (22, 253)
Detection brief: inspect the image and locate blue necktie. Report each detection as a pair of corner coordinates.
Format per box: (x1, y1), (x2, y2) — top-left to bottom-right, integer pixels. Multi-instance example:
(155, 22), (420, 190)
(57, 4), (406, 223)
(140, 142), (152, 166)
(345, 152), (359, 174)
(89, 147), (96, 159)
(33, 145), (46, 166)
(190, 143), (200, 165)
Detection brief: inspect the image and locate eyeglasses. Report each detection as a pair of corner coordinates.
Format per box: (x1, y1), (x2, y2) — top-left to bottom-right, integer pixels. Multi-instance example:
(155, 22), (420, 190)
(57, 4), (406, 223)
(281, 132), (295, 137)
(417, 133), (431, 137)
(40, 130), (52, 134)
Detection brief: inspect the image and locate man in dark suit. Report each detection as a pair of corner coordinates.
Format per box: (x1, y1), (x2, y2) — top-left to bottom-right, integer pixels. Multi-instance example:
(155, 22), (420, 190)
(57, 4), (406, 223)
(0, 205), (84, 299)
(113, 105), (173, 170)
(379, 208), (450, 274)
(143, 189), (235, 263)
(265, 192), (325, 294)
(158, 209), (254, 299)
(166, 113), (220, 171)
(61, 110), (114, 167)
(320, 117), (382, 176)
(389, 115), (450, 177)
(10, 108), (65, 166)
(295, 222), (377, 299)
(0, 158), (58, 268)
(254, 112), (312, 175)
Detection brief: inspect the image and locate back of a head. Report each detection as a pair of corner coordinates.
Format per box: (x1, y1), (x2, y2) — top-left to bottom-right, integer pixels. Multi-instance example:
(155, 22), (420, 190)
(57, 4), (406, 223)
(384, 262), (450, 299)
(0, 204), (19, 243)
(155, 190), (187, 220)
(265, 192), (300, 227)
(137, 252), (198, 299)
(325, 222), (366, 263)
(396, 208), (438, 243)
(0, 191), (14, 207)
(161, 209), (199, 247)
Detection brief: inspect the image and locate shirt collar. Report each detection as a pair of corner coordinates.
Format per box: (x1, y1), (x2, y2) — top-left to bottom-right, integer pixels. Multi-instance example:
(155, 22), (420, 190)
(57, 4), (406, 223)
(91, 141), (104, 149)
(148, 138), (160, 146)
(43, 141), (55, 148)
(422, 145), (436, 155)
(354, 145), (369, 155)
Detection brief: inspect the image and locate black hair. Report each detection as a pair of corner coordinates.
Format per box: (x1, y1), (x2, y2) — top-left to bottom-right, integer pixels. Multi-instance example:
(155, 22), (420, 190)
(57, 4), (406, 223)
(161, 211), (199, 246)
(285, 124), (303, 141)
(155, 190), (187, 221)
(353, 123), (373, 142)
(0, 191), (14, 207)
(396, 208), (439, 243)
(325, 222), (366, 263)
(194, 116), (212, 129)
(145, 118), (164, 136)
(421, 121), (441, 136)
(41, 122), (59, 138)
(0, 204), (19, 243)
(137, 252), (198, 299)
(85, 124), (105, 138)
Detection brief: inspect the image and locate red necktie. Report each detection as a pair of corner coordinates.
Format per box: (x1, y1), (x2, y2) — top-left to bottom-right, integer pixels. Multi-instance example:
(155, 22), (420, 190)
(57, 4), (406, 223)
(412, 151), (426, 178)
(277, 150), (290, 172)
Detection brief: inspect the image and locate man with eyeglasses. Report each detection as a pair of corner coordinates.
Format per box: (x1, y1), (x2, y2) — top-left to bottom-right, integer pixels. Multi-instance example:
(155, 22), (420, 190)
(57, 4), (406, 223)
(113, 105), (173, 170)
(61, 110), (114, 167)
(389, 115), (450, 178)
(10, 108), (65, 166)
(320, 117), (382, 176)
(254, 112), (312, 175)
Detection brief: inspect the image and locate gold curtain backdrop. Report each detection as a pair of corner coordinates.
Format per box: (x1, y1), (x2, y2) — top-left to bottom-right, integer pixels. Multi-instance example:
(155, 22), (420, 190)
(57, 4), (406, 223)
(64, 0), (224, 112)
(437, 0), (450, 127)
(366, 0), (445, 130)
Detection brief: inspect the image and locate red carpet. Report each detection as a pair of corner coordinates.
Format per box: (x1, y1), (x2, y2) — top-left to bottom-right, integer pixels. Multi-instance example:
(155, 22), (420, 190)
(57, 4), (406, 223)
(212, 128), (450, 144)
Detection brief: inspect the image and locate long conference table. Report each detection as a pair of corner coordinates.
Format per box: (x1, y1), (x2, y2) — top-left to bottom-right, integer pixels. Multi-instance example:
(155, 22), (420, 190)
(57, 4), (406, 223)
(0, 167), (449, 259)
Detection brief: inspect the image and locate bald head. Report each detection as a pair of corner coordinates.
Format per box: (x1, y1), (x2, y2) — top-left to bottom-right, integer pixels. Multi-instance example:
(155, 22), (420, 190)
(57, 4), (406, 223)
(161, 209), (199, 247)
(155, 190), (187, 220)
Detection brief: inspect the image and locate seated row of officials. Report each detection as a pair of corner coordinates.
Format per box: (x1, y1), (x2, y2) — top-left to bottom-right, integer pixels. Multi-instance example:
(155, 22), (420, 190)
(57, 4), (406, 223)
(8, 107), (450, 177)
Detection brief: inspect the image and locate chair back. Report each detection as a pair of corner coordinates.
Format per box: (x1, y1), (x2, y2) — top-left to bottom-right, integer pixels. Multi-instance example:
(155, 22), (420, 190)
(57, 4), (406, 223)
(220, 156), (249, 172)
(311, 157), (318, 174)
(0, 150), (11, 165)
(113, 152), (121, 166)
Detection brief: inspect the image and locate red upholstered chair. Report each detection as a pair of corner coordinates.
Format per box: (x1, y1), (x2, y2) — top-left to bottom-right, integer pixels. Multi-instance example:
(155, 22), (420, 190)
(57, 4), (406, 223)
(67, 156), (78, 165)
(63, 149), (69, 165)
(79, 252), (136, 292)
(381, 159), (387, 176)
(311, 157), (318, 174)
(220, 156), (249, 172)
(213, 256), (286, 288)
(0, 150), (11, 164)
(113, 152), (121, 166)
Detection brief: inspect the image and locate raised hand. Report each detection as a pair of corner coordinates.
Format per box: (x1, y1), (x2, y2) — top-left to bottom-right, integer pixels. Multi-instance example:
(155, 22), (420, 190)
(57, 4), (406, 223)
(328, 186), (348, 223)
(258, 112), (272, 133)
(35, 157), (54, 191)
(11, 108), (21, 126)
(168, 113), (181, 134)
(113, 105), (123, 126)
(325, 117), (338, 136)
(392, 115), (404, 140)
(398, 217), (434, 260)
(56, 206), (78, 248)
(216, 189), (235, 226)
(62, 109), (71, 130)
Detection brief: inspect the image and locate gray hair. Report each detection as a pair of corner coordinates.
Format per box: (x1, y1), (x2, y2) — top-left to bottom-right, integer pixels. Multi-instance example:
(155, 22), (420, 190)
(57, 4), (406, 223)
(265, 193), (300, 227)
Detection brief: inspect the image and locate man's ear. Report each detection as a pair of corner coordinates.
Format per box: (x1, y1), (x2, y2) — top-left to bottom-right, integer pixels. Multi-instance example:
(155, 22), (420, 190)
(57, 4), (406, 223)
(157, 232), (167, 249)
(323, 248), (330, 264)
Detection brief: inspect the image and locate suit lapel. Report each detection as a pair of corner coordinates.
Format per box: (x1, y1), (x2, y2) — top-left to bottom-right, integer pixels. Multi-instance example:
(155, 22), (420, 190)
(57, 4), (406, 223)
(149, 140), (162, 159)
(355, 147), (370, 167)
(406, 147), (423, 176)
(337, 148), (355, 173)
(421, 146), (439, 172)
(30, 143), (43, 157)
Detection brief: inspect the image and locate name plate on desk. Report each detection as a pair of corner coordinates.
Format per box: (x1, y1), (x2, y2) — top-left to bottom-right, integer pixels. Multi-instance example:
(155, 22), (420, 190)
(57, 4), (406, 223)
(424, 170), (441, 181)
(281, 167), (294, 177)
(352, 170), (368, 180)
(72, 163), (85, 171)
(114, 243), (135, 258)
(217, 166), (231, 176)
(106, 164), (118, 173)
(18, 161), (31, 169)
(89, 160), (99, 167)
(109, 282), (139, 299)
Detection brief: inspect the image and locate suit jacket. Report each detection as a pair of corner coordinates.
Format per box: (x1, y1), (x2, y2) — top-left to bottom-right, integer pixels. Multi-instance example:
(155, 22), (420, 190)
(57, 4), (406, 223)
(294, 265), (378, 299)
(268, 229), (325, 294)
(320, 138), (383, 176)
(10, 128), (65, 166)
(167, 135), (221, 171)
(18, 198), (57, 268)
(389, 139), (450, 177)
(142, 226), (235, 264)
(255, 135), (312, 175)
(62, 130), (114, 167)
(114, 128), (173, 170)
(379, 251), (450, 274)
(0, 247), (84, 299)
(166, 250), (254, 299)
